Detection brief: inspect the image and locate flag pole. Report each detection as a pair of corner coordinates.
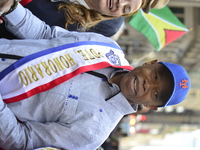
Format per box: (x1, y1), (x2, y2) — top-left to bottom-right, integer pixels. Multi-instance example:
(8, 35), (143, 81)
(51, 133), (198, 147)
(130, 50), (155, 66)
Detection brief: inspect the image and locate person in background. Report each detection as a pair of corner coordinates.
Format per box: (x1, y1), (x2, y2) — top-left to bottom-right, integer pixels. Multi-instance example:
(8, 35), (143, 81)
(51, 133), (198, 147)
(0, 0), (170, 39)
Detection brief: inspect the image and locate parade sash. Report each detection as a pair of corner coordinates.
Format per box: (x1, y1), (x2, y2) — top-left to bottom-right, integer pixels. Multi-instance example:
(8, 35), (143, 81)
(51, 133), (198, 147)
(0, 41), (133, 104)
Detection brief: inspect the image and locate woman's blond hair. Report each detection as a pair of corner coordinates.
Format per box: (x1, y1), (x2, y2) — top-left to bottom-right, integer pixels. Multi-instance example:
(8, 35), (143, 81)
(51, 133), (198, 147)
(58, 1), (145, 31)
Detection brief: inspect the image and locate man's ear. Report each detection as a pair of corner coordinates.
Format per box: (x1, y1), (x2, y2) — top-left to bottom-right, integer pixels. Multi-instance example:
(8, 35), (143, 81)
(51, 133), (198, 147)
(142, 60), (159, 66)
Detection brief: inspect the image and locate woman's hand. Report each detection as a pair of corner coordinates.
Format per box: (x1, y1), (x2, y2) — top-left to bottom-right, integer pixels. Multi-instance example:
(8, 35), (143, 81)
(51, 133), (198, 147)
(0, 0), (15, 23)
(0, 0), (14, 14)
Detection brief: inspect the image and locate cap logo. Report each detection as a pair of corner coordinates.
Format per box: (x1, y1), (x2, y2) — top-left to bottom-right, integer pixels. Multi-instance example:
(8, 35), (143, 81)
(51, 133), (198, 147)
(179, 79), (189, 89)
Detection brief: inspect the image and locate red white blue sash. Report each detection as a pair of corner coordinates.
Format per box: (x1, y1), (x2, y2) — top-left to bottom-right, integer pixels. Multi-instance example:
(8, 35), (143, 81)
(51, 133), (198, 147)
(0, 41), (132, 104)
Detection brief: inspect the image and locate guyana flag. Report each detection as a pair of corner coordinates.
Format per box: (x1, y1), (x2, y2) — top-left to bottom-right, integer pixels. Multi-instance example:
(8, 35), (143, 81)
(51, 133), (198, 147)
(129, 7), (189, 51)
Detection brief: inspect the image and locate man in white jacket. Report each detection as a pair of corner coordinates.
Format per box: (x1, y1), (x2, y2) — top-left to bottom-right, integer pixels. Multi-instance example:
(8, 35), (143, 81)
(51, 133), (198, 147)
(0, 1), (190, 150)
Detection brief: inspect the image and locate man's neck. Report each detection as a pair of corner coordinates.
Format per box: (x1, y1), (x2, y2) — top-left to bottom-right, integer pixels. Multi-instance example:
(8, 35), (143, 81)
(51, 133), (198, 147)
(108, 72), (126, 87)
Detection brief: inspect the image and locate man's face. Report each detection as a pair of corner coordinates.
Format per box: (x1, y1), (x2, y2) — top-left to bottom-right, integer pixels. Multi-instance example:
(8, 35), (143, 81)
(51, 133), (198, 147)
(120, 61), (174, 108)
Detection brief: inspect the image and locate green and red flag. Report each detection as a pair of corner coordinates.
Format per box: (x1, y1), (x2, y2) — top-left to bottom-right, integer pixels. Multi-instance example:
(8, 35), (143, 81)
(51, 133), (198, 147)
(129, 7), (189, 51)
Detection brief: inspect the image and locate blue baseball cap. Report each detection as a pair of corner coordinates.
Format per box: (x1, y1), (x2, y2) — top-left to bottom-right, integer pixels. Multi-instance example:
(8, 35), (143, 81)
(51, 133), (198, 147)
(159, 62), (191, 107)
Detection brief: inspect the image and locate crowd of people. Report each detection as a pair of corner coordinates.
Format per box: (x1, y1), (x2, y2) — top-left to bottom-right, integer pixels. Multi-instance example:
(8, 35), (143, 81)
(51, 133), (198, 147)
(0, 0), (191, 150)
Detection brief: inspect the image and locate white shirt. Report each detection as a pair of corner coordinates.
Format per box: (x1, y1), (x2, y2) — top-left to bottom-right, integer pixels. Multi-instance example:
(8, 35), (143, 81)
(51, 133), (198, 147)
(0, 4), (137, 150)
